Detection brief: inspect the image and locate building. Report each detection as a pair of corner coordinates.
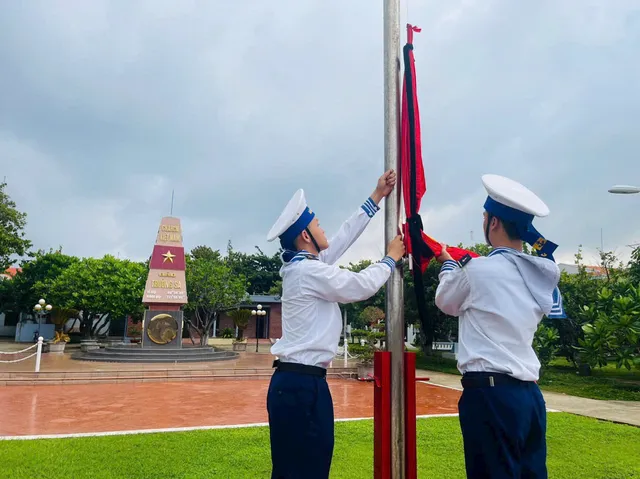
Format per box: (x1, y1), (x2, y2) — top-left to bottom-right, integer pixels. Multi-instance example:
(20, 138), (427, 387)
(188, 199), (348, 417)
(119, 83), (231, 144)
(0, 268), (21, 337)
(559, 263), (609, 279)
(216, 294), (282, 339)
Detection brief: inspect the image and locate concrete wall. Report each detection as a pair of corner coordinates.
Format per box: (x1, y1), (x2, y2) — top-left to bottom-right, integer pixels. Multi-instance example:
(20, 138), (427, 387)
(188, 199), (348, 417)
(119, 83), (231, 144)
(0, 312), (17, 337)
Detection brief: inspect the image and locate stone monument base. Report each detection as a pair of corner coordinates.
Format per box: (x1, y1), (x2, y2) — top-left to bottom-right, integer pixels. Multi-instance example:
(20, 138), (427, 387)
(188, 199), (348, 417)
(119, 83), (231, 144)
(72, 344), (238, 363)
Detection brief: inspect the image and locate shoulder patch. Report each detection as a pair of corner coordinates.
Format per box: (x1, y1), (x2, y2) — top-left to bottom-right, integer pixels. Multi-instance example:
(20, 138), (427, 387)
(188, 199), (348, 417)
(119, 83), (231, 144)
(459, 254), (473, 268)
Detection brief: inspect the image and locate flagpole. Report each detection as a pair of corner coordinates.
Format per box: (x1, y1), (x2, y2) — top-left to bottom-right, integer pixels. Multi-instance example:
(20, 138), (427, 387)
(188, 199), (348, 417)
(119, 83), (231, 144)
(383, 0), (405, 477)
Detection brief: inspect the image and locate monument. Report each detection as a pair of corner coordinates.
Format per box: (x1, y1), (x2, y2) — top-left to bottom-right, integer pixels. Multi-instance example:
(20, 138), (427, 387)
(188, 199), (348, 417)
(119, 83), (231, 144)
(73, 216), (237, 363)
(141, 216), (188, 348)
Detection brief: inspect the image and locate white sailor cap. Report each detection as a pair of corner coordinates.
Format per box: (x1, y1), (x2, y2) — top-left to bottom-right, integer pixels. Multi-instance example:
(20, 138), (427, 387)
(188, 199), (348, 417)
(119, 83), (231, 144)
(267, 189), (316, 249)
(482, 174), (550, 217)
(481, 174), (557, 260)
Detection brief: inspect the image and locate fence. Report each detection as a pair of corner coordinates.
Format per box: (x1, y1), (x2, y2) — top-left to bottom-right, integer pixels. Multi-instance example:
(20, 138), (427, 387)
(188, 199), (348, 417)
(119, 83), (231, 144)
(0, 336), (43, 372)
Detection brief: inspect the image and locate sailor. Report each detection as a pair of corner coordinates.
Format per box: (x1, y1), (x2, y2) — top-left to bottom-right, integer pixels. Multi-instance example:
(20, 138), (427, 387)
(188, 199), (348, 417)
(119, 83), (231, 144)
(434, 174), (565, 479)
(265, 170), (405, 479)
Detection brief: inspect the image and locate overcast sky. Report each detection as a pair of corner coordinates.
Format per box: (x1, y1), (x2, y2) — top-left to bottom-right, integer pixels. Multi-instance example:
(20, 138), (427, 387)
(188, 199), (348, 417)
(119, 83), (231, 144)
(2, 0), (639, 268)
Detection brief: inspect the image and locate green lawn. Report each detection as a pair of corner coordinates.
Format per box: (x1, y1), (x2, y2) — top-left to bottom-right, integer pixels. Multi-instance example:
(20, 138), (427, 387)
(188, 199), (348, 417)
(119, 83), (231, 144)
(415, 353), (640, 401)
(1, 414), (638, 479)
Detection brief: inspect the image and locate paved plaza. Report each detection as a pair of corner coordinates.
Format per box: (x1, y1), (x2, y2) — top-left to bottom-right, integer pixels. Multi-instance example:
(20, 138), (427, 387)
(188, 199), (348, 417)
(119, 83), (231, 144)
(1, 348), (638, 441)
(0, 379), (460, 438)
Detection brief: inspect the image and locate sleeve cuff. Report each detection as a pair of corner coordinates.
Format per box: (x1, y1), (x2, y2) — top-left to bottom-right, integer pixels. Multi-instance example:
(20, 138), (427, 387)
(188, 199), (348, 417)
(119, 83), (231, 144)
(361, 197), (380, 218)
(440, 260), (460, 273)
(380, 255), (396, 273)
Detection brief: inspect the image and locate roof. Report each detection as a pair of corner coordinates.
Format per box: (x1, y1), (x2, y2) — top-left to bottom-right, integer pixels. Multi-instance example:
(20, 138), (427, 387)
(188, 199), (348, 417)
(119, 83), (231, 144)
(559, 263), (608, 277)
(248, 294), (281, 304)
(0, 267), (21, 280)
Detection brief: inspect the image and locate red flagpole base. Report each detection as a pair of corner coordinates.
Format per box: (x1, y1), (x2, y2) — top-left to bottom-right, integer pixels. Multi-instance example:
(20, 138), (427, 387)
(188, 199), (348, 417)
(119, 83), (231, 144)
(373, 351), (391, 479)
(404, 351), (417, 479)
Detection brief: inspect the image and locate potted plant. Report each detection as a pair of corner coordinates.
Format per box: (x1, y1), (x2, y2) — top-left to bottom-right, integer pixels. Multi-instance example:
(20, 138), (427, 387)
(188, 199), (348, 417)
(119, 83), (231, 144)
(355, 328), (387, 380)
(229, 308), (251, 351)
(126, 316), (142, 344)
(48, 307), (78, 353)
(356, 337), (376, 380)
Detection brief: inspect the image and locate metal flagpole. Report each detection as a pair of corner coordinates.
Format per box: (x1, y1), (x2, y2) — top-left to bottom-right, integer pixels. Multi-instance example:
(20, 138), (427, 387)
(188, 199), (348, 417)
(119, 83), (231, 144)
(383, 0), (405, 477)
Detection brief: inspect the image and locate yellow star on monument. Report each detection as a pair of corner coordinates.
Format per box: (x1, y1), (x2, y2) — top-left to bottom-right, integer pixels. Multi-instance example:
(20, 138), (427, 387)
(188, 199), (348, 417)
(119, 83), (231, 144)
(162, 250), (176, 263)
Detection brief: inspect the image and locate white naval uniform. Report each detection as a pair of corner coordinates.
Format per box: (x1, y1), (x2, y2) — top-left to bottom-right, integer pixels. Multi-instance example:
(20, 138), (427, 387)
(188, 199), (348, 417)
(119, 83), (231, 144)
(435, 247), (561, 382)
(270, 197), (395, 368)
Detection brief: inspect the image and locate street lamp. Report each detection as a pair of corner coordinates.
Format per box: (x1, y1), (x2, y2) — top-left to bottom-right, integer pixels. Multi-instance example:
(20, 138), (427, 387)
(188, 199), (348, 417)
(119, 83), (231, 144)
(608, 185), (640, 194)
(251, 304), (267, 353)
(33, 298), (52, 342)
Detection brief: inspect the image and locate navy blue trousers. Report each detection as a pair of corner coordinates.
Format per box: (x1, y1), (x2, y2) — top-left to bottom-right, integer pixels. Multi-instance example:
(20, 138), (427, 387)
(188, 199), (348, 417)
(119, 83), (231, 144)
(267, 370), (334, 479)
(458, 374), (547, 479)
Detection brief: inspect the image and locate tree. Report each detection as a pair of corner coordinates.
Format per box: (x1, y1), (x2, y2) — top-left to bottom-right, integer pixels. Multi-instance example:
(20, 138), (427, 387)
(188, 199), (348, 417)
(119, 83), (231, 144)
(47, 256), (147, 339)
(227, 242), (282, 294)
(228, 308), (252, 341)
(629, 245), (640, 284)
(341, 260), (385, 330)
(0, 249), (79, 314)
(0, 182), (32, 270)
(532, 323), (560, 374)
(184, 252), (248, 346)
(577, 283), (640, 371)
(359, 306), (385, 327)
(190, 245), (222, 262)
(50, 307), (80, 343)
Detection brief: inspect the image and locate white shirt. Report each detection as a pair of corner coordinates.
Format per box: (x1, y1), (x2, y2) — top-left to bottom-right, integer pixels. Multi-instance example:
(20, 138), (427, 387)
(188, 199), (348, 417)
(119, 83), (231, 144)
(270, 198), (395, 368)
(434, 247), (561, 381)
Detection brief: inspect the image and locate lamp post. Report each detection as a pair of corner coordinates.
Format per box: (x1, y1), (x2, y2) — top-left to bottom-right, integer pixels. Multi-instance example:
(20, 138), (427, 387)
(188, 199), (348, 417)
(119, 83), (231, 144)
(608, 185), (640, 195)
(33, 298), (52, 342)
(251, 304), (266, 353)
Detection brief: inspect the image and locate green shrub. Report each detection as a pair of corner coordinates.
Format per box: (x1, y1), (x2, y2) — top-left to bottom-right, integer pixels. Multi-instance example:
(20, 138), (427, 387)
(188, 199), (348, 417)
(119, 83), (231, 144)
(533, 323), (560, 373)
(577, 284), (640, 371)
(221, 328), (234, 339)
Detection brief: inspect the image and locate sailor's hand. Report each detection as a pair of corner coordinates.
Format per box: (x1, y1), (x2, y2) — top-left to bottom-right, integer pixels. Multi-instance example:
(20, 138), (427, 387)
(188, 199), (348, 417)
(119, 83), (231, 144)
(387, 235), (406, 262)
(371, 170), (397, 204)
(436, 243), (454, 263)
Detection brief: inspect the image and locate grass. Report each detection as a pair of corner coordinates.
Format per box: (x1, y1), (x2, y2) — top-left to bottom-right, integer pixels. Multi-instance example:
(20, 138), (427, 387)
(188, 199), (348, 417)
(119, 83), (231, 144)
(0, 414), (638, 478)
(538, 359), (640, 401)
(415, 352), (640, 401)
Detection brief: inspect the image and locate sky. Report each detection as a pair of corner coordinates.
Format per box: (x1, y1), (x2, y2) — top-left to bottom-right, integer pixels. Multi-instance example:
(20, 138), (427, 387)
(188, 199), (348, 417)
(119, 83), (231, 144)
(1, 0), (640, 269)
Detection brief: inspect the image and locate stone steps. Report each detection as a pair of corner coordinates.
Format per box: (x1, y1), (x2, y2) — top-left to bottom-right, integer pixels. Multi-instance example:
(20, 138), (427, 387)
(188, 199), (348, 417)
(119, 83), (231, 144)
(0, 367), (358, 386)
(71, 345), (239, 363)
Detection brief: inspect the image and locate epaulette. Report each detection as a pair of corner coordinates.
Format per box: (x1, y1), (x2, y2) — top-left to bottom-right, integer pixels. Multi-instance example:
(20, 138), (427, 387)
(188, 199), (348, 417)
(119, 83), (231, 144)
(458, 254), (473, 268)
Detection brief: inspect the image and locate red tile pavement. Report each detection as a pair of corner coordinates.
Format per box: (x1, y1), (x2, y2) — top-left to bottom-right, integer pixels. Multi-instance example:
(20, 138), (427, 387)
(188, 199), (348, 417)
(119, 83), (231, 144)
(0, 379), (460, 437)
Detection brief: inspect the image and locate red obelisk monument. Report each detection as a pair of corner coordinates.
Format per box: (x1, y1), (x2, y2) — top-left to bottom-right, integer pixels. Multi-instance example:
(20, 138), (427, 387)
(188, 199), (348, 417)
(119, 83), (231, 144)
(141, 217), (188, 349)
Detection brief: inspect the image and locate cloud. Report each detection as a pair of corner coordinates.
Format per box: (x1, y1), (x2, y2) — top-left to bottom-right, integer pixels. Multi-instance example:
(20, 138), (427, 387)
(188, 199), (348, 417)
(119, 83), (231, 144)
(1, 0), (639, 270)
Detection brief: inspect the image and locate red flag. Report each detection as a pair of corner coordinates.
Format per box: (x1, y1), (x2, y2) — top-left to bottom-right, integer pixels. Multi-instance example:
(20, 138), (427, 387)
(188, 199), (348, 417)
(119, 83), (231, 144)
(400, 24), (478, 271)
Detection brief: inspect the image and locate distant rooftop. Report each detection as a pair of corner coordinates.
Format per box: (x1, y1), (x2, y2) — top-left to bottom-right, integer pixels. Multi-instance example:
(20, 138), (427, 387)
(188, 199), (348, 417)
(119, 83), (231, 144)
(559, 263), (608, 277)
(0, 267), (21, 280)
(247, 294), (281, 304)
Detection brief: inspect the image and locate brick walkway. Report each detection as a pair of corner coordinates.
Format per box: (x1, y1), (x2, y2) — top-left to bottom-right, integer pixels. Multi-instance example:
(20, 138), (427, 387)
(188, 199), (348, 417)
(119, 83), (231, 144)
(0, 379), (459, 438)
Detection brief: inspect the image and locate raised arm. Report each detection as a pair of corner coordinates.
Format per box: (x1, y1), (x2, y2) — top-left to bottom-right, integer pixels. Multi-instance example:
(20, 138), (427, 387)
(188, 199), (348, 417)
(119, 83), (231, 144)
(318, 198), (380, 265)
(319, 170), (396, 265)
